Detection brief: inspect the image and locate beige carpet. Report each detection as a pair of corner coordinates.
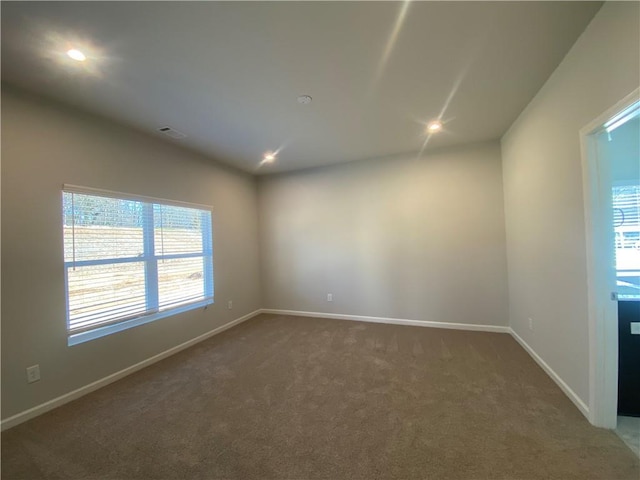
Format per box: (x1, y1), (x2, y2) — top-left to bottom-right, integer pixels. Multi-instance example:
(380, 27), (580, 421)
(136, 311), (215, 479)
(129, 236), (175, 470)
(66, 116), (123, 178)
(2, 314), (638, 479)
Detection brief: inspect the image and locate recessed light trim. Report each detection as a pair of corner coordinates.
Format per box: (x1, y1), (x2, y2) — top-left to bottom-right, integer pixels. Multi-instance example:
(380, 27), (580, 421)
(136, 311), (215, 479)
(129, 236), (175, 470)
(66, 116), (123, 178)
(427, 121), (442, 133)
(67, 49), (86, 62)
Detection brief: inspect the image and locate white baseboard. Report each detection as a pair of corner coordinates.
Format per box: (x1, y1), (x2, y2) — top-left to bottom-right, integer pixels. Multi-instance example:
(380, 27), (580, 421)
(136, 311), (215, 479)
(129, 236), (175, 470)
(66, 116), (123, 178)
(261, 309), (510, 333)
(1, 309), (261, 432)
(264, 309), (589, 419)
(509, 327), (590, 419)
(2, 309), (590, 431)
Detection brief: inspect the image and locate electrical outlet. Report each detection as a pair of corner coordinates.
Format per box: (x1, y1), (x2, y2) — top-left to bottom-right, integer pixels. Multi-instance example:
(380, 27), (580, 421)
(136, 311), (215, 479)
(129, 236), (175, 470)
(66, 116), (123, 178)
(631, 322), (640, 335)
(327, 293), (333, 302)
(26, 365), (40, 384)
(227, 300), (233, 310)
(528, 318), (534, 331)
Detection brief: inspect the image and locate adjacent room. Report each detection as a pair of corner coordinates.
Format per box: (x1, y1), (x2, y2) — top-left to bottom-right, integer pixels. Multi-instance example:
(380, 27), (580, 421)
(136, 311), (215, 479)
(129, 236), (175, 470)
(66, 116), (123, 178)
(1, 1), (639, 479)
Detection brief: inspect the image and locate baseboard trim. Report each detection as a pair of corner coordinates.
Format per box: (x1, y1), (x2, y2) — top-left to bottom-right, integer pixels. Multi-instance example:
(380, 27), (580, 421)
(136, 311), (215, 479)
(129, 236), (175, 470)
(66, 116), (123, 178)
(2, 309), (590, 431)
(263, 309), (589, 419)
(1, 309), (261, 432)
(261, 309), (510, 333)
(509, 328), (590, 419)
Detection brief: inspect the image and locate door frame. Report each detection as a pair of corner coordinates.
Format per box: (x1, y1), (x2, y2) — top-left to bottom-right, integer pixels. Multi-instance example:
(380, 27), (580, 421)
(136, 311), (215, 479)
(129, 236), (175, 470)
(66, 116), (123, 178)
(580, 87), (639, 428)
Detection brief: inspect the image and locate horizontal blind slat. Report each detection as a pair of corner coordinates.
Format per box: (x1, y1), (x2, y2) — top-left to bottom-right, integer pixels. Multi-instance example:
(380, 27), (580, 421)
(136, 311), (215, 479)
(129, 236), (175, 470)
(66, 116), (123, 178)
(63, 189), (214, 337)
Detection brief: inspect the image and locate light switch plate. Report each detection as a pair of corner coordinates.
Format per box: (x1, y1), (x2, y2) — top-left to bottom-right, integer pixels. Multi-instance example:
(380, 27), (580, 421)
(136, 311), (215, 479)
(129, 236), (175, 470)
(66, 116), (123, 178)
(630, 322), (640, 335)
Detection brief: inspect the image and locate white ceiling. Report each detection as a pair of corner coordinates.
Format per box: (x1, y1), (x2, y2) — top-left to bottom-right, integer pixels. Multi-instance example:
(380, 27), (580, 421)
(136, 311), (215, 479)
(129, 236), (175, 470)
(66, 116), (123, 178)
(1, 1), (601, 174)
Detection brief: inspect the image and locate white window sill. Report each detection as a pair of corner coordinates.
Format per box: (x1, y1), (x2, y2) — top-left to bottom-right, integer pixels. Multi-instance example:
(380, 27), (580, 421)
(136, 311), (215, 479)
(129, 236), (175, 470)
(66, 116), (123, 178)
(68, 299), (214, 346)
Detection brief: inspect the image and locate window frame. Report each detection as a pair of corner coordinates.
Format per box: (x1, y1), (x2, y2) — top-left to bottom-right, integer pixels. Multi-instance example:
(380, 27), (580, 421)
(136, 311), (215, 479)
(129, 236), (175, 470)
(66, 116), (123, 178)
(62, 185), (214, 346)
(612, 184), (640, 300)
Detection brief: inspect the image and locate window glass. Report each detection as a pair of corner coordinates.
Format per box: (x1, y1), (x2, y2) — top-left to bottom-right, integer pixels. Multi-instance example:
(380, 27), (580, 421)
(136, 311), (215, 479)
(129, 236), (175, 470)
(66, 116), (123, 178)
(63, 187), (214, 342)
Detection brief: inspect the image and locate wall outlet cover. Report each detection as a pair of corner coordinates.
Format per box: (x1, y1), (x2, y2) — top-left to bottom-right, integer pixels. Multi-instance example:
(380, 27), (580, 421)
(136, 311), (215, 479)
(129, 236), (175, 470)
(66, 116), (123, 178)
(26, 365), (40, 383)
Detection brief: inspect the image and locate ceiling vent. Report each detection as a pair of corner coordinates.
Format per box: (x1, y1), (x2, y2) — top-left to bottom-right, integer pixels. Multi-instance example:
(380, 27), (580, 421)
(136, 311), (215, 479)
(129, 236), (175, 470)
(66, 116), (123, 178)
(157, 126), (186, 139)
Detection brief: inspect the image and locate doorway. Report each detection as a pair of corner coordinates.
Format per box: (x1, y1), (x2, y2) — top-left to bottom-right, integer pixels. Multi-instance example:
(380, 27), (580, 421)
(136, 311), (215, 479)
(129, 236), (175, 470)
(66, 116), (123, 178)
(580, 88), (639, 431)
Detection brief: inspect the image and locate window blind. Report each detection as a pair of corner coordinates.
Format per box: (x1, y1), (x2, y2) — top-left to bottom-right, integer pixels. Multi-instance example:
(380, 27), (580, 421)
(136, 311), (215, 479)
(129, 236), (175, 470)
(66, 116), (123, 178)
(63, 186), (213, 335)
(613, 185), (640, 300)
(613, 186), (640, 227)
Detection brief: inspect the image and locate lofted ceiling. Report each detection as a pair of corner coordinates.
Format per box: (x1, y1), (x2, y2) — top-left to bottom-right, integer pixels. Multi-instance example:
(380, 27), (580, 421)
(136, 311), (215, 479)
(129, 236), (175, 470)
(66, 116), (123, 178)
(1, 1), (602, 174)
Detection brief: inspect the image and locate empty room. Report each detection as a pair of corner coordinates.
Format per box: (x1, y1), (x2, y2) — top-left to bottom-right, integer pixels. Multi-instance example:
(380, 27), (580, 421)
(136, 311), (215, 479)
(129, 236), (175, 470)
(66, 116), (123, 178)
(1, 1), (639, 479)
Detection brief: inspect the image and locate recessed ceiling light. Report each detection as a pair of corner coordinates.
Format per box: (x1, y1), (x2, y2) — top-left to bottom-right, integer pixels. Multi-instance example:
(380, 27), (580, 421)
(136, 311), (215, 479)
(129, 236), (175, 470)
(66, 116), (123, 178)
(263, 152), (276, 163)
(66, 49), (86, 61)
(427, 121), (442, 133)
(297, 95), (312, 105)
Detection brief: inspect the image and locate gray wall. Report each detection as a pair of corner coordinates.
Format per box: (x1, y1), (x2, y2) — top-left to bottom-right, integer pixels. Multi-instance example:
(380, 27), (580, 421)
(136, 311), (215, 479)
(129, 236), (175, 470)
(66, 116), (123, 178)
(1, 86), (262, 419)
(258, 142), (509, 327)
(501, 1), (640, 405)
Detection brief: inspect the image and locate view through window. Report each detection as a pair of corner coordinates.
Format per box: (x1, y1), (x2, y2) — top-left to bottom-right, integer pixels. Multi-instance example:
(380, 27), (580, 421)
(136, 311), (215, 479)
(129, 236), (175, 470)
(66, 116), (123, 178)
(63, 187), (214, 342)
(613, 185), (640, 299)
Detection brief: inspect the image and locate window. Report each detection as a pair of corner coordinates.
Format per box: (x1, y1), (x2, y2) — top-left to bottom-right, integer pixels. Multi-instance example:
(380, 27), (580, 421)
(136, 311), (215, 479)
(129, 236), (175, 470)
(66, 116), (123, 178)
(613, 185), (640, 300)
(63, 185), (214, 345)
